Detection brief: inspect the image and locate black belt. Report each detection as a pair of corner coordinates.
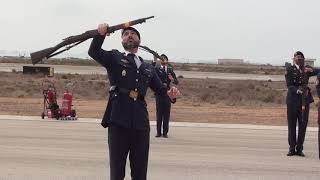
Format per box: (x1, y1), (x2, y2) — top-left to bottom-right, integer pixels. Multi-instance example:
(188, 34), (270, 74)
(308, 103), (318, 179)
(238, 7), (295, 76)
(112, 86), (144, 101)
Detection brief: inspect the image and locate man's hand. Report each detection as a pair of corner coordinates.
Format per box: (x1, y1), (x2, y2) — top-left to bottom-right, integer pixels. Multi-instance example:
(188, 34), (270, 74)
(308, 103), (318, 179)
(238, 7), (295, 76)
(97, 23), (110, 36)
(167, 86), (181, 99)
(168, 73), (174, 81)
(297, 88), (303, 94)
(304, 67), (313, 73)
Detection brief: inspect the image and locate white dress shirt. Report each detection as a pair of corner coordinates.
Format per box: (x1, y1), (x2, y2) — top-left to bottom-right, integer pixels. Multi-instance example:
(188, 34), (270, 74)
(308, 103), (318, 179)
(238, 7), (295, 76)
(125, 51), (141, 68)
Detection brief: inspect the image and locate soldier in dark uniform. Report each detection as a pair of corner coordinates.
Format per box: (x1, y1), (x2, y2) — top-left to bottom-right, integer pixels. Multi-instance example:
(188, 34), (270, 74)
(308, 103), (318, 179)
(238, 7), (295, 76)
(152, 54), (179, 138)
(285, 51), (320, 157)
(88, 23), (179, 180)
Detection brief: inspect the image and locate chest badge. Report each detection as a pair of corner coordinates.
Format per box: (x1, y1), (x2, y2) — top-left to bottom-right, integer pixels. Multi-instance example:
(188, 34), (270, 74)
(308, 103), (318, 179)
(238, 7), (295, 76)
(122, 70), (127, 77)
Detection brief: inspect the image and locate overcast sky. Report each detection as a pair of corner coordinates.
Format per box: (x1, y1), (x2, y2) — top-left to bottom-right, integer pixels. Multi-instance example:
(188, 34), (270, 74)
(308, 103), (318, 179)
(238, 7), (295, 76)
(0, 0), (319, 65)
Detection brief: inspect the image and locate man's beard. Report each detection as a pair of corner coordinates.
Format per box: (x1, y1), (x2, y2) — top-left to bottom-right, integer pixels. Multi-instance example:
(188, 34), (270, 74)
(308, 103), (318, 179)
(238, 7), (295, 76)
(122, 40), (140, 51)
(160, 61), (166, 66)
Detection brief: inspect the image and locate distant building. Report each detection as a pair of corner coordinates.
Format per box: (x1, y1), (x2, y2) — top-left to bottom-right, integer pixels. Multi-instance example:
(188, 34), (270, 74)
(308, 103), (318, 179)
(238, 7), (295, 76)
(305, 58), (316, 67)
(287, 58), (316, 67)
(218, 58), (244, 65)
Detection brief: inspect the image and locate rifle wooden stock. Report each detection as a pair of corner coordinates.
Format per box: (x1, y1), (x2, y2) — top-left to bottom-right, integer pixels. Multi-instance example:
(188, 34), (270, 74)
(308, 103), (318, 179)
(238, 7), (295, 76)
(300, 68), (309, 113)
(30, 16), (154, 65)
(30, 47), (56, 63)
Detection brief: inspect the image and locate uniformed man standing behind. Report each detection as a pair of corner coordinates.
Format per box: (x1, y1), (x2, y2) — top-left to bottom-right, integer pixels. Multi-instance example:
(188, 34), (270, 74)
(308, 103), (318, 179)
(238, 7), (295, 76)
(285, 51), (320, 157)
(88, 23), (178, 180)
(152, 54), (179, 138)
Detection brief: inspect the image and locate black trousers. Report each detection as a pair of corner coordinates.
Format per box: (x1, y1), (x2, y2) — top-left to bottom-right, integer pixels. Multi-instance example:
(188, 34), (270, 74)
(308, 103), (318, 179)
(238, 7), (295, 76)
(155, 95), (171, 135)
(108, 124), (150, 180)
(287, 103), (310, 152)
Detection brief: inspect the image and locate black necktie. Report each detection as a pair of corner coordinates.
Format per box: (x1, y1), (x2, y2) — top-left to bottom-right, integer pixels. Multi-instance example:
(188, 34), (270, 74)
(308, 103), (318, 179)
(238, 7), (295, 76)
(160, 66), (165, 73)
(127, 53), (137, 68)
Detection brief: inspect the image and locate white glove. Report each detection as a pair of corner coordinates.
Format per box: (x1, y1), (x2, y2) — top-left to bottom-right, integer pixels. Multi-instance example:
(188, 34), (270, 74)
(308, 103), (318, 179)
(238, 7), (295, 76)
(296, 89), (303, 94)
(168, 86), (181, 99)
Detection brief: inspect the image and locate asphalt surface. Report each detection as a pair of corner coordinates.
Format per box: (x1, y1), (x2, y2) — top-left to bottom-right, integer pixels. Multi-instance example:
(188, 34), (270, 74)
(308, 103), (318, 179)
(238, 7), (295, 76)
(0, 115), (319, 180)
(0, 63), (285, 81)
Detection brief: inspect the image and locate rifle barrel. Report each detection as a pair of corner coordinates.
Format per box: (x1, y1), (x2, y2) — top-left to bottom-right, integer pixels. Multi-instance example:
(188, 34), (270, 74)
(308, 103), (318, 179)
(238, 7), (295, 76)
(30, 16), (155, 65)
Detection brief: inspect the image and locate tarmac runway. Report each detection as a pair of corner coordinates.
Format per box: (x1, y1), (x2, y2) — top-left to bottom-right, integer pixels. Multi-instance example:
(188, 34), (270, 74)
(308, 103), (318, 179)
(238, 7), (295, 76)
(0, 115), (319, 180)
(0, 63), (285, 81)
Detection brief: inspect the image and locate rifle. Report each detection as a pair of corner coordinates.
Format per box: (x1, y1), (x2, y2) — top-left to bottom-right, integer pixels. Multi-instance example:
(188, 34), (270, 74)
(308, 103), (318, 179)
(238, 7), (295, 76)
(30, 16), (155, 65)
(138, 45), (165, 61)
(140, 45), (180, 97)
(300, 66), (309, 113)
